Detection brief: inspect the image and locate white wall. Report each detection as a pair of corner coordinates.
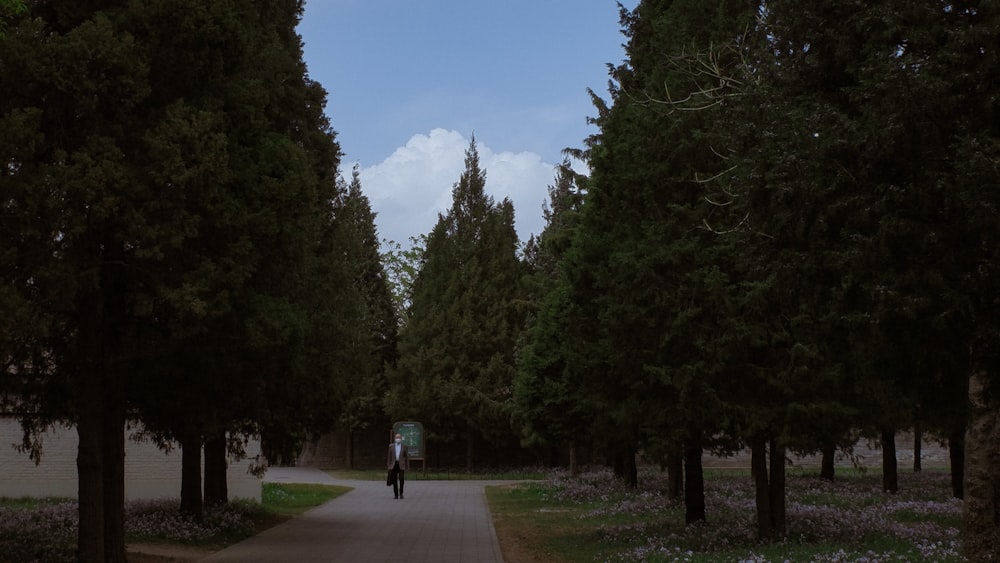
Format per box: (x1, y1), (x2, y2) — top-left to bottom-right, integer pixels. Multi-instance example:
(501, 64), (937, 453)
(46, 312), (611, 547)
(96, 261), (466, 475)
(0, 418), (262, 502)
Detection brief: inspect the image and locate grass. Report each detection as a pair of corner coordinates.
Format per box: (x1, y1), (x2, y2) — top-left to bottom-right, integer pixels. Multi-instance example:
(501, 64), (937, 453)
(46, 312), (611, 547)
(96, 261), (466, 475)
(262, 482), (351, 515)
(486, 467), (966, 562)
(327, 467), (545, 481)
(0, 497), (73, 510)
(0, 482), (350, 563)
(488, 482), (617, 563)
(3, 467), (966, 562)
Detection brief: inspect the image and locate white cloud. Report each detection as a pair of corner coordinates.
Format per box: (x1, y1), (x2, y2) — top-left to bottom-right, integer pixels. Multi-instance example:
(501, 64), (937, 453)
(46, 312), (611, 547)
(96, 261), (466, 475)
(353, 128), (555, 249)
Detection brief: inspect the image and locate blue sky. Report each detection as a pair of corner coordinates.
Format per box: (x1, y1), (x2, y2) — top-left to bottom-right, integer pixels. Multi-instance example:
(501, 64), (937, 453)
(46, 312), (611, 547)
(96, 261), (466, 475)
(297, 1), (635, 247)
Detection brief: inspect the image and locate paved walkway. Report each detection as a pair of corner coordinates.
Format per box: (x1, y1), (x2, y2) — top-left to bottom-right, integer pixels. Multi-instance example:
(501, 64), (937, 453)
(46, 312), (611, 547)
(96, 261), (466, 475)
(199, 467), (515, 563)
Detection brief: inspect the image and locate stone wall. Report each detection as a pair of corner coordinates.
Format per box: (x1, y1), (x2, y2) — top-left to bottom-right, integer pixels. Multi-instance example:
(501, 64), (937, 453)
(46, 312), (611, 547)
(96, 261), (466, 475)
(297, 427), (953, 473)
(0, 418), (262, 501)
(297, 427), (387, 469)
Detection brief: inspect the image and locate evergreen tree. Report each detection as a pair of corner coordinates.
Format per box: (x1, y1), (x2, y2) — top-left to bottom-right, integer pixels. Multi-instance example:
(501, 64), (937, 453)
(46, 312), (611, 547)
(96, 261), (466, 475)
(126, 0), (345, 517)
(562, 0), (755, 509)
(386, 139), (525, 469)
(731, 0), (996, 540)
(330, 166), (398, 468)
(0, 0), (342, 557)
(513, 160), (590, 470)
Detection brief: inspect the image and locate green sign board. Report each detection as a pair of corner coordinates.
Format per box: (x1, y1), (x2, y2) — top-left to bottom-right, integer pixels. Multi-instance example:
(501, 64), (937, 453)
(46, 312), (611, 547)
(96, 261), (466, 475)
(392, 421), (424, 459)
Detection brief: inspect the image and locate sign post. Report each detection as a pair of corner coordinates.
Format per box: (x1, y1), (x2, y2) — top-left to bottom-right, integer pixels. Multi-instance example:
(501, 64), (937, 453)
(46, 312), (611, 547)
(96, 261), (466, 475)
(392, 421), (425, 473)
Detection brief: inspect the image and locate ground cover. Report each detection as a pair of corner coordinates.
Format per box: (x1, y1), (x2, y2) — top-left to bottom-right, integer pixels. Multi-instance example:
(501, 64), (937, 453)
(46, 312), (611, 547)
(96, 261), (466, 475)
(487, 467), (965, 562)
(0, 482), (349, 563)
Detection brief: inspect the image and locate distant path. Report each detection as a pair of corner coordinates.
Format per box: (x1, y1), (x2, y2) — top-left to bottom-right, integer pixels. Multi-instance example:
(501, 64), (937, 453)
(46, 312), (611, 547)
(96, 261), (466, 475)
(199, 467), (516, 563)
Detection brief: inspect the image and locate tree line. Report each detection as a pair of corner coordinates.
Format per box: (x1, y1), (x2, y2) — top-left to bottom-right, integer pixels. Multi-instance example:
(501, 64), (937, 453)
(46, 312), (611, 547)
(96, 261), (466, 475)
(3, 0), (999, 562)
(386, 1), (999, 560)
(1, 1), (396, 561)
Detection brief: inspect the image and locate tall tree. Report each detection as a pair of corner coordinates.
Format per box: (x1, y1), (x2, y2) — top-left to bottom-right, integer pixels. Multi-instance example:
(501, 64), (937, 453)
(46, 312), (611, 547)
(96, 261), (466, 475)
(330, 166), (398, 468)
(733, 0), (995, 539)
(0, 0), (342, 557)
(513, 160), (591, 470)
(947, 7), (1000, 558)
(386, 138), (525, 469)
(126, 0), (345, 516)
(561, 0), (756, 506)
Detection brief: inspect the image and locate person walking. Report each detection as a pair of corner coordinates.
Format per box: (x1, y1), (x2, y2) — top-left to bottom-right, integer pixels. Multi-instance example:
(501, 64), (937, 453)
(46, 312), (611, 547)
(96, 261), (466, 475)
(387, 433), (410, 499)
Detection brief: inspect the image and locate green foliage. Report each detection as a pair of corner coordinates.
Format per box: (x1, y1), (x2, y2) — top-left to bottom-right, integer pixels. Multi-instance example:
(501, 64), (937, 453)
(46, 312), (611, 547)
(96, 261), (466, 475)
(513, 161), (592, 451)
(0, 0), (357, 557)
(737, 0), (975, 449)
(381, 235), (427, 322)
(386, 138), (525, 465)
(0, 0), (25, 37)
(512, 0), (999, 545)
(326, 166), (398, 437)
(543, 0), (757, 471)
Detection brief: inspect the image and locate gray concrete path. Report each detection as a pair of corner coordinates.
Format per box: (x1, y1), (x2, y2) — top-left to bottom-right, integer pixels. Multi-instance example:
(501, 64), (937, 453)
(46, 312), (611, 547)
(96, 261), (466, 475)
(199, 467), (515, 563)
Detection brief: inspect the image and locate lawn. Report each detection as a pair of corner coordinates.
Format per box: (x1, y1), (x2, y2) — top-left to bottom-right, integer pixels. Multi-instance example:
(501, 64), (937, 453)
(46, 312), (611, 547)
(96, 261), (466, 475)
(486, 467), (965, 562)
(261, 481), (351, 516)
(1, 467), (966, 562)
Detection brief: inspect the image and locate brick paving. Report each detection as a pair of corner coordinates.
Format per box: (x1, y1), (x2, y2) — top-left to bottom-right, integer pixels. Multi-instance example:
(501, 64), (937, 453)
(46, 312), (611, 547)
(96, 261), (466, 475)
(199, 468), (512, 563)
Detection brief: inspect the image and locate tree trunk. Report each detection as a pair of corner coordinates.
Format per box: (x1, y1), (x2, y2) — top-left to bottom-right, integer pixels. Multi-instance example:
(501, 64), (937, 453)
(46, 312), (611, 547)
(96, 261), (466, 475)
(963, 368), (1000, 561)
(623, 448), (637, 488)
(948, 428), (965, 500)
(768, 439), (786, 538)
(611, 451), (623, 479)
(345, 430), (355, 470)
(545, 445), (558, 467)
(102, 393), (126, 563)
(913, 423), (922, 473)
(203, 432), (228, 507)
(880, 429), (898, 493)
(568, 440), (579, 476)
(683, 434), (705, 524)
(97, 249), (128, 562)
(666, 450), (683, 501)
(179, 427), (203, 518)
(751, 435), (772, 539)
(465, 428), (474, 472)
(76, 373), (105, 563)
(820, 439), (835, 481)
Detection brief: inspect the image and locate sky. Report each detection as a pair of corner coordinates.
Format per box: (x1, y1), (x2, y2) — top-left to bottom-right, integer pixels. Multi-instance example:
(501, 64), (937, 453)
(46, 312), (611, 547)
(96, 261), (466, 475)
(296, 1), (636, 248)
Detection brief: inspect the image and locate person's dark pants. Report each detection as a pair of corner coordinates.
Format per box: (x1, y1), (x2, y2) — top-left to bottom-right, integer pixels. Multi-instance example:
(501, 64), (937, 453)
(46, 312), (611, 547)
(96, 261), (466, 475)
(391, 462), (405, 498)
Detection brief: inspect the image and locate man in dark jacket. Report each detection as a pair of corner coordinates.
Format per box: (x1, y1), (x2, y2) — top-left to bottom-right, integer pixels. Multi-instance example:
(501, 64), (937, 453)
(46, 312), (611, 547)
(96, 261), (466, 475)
(387, 433), (410, 499)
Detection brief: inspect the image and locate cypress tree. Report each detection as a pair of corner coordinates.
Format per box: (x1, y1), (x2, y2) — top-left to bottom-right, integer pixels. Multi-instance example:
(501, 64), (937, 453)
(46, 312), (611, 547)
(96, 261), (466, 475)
(563, 0), (755, 503)
(386, 138), (524, 469)
(732, 0), (996, 538)
(0, 0), (341, 556)
(329, 166), (398, 468)
(513, 160), (590, 470)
